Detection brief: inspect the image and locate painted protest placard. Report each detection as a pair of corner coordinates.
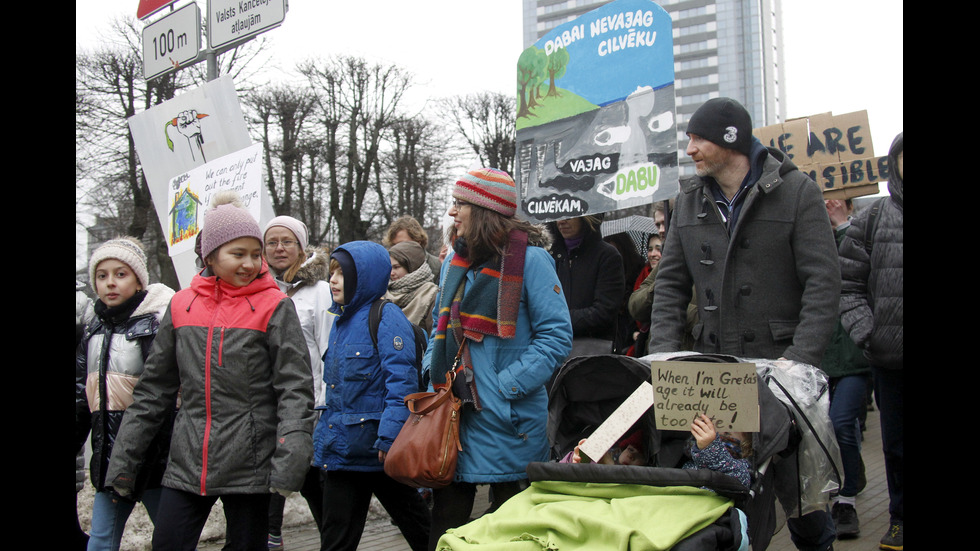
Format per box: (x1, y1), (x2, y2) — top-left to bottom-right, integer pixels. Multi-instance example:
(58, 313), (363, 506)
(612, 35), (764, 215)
(651, 361), (760, 433)
(753, 110), (892, 199)
(128, 75), (273, 287)
(515, 0), (679, 222)
(166, 143), (264, 257)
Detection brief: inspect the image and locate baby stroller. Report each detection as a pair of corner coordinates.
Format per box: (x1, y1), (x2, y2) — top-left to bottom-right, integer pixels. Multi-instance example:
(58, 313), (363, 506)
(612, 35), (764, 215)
(435, 353), (796, 551)
(541, 353), (796, 550)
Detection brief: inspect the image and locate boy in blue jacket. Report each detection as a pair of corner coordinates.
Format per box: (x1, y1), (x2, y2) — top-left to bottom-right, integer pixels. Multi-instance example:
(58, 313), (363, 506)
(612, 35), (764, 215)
(313, 240), (430, 551)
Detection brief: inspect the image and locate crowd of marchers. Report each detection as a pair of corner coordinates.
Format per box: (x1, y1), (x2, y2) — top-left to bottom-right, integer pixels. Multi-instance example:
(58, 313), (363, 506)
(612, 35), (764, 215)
(75, 98), (902, 551)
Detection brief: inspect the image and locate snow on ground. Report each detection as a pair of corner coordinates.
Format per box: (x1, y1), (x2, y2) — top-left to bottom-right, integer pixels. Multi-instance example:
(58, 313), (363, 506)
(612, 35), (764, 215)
(77, 470), (391, 550)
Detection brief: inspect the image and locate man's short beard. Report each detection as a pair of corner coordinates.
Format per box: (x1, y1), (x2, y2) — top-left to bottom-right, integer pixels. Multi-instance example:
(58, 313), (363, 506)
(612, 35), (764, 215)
(695, 159), (720, 178)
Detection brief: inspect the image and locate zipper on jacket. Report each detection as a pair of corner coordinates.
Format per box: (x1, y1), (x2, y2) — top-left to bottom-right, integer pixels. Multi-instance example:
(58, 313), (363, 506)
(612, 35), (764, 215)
(200, 282), (223, 495)
(218, 327), (225, 368)
(96, 323), (114, 489)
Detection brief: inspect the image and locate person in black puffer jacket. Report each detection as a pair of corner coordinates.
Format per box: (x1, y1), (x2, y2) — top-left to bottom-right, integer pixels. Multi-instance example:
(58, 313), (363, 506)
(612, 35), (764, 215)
(838, 132), (903, 550)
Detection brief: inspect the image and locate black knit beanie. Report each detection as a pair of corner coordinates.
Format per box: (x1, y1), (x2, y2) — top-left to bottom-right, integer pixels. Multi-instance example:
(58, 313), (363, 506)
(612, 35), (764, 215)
(686, 97), (753, 157)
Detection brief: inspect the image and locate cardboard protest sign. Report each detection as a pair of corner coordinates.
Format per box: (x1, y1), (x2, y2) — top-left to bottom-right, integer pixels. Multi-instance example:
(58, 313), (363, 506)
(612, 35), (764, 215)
(166, 143), (264, 257)
(579, 381), (654, 463)
(515, 0), (679, 222)
(651, 361), (760, 433)
(128, 76), (274, 287)
(753, 110), (892, 199)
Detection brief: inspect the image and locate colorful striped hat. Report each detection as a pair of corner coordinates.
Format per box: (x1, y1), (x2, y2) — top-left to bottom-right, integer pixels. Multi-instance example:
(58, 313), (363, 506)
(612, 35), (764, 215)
(453, 168), (517, 217)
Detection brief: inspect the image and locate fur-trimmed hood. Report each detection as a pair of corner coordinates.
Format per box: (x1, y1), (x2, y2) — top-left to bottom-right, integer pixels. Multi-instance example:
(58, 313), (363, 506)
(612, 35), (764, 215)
(274, 247), (331, 291)
(131, 283), (176, 320)
(528, 224), (554, 250)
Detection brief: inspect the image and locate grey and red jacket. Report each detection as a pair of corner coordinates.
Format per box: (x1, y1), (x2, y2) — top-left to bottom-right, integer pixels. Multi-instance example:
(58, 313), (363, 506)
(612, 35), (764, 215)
(106, 265), (315, 496)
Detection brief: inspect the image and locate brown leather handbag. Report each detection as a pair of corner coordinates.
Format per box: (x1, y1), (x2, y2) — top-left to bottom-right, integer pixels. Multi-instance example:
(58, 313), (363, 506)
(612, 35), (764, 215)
(384, 370), (463, 488)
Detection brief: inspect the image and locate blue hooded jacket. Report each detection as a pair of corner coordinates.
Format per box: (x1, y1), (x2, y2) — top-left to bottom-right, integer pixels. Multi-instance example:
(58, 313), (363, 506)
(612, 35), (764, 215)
(423, 241), (573, 483)
(313, 241), (420, 471)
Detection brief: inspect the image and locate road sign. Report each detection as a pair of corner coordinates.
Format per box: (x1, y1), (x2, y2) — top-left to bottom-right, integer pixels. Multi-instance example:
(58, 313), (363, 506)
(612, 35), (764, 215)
(207, 0), (287, 50)
(142, 2), (202, 81)
(137, 0), (178, 20)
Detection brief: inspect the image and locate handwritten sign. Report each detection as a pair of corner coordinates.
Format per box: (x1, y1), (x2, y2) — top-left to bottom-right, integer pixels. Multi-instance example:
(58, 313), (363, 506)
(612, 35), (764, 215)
(165, 143), (265, 258)
(753, 110), (890, 200)
(579, 381), (654, 463)
(651, 361), (759, 433)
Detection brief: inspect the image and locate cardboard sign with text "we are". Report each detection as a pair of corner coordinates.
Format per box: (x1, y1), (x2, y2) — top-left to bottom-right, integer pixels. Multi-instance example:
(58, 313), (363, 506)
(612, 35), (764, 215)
(754, 110), (891, 200)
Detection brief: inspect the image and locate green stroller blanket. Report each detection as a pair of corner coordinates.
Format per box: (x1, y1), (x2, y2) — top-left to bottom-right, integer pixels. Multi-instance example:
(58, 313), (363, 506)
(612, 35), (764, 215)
(436, 480), (733, 550)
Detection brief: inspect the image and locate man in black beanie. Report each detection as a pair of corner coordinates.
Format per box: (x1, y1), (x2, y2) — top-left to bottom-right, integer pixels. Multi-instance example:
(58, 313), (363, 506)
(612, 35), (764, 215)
(649, 97), (841, 551)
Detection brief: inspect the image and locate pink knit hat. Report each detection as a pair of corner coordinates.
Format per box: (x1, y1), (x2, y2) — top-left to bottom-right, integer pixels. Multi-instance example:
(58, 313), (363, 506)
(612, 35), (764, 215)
(200, 191), (263, 259)
(453, 168), (517, 217)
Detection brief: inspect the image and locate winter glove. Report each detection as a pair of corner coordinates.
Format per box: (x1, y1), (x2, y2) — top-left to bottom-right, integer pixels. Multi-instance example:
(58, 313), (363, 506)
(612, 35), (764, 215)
(108, 474), (135, 500)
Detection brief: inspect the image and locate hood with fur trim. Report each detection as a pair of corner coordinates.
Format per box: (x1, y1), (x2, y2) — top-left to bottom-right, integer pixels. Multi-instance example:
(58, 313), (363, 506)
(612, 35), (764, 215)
(528, 224), (554, 250)
(132, 283), (176, 320)
(273, 247), (331, 295)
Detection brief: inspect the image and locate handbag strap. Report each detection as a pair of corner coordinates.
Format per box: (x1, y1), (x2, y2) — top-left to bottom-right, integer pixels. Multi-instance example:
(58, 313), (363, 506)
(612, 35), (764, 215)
(404, 370), (458, 415)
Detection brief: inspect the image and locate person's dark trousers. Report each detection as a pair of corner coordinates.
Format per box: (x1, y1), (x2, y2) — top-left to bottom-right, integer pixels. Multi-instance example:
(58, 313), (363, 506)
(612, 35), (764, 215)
(300, 465), (325, 531)
(786, 509), (837, 551)
(152, 487), (271, 551)
(873, 365), (903, 524)
(269, 466), (325, 536)
(319, 469), (430, 551)
(268, 492), (286, 537)
(829, 375), (869, 497)
(428, 480), (526, 551)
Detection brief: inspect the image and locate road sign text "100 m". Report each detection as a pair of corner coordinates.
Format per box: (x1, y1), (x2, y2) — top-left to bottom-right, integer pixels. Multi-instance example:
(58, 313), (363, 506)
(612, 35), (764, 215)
(142, 2), (202, 81)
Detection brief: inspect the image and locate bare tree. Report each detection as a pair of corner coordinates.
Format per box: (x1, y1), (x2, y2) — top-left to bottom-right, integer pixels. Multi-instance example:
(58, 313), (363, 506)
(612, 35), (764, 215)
(245, 84), (317, 217)
(299, 56), (413, 244)
(439, 91), (517, 176)
(185, 34), (273, 94)
(380, 116), (454, 226)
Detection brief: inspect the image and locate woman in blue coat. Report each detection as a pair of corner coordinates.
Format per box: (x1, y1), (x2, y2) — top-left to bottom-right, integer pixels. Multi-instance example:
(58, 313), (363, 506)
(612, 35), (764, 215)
(313, 240), (431, 551)
(424, 168), (573, 549)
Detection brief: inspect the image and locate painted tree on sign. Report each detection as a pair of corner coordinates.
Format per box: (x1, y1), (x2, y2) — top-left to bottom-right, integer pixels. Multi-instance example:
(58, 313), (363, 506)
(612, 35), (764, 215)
(546, 48), (570, 98)
(516, 47), (548, 120)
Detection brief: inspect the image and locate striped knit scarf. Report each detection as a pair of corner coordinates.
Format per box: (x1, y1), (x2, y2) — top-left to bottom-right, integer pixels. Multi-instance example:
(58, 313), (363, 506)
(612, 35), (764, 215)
(431, 229), (527, 400)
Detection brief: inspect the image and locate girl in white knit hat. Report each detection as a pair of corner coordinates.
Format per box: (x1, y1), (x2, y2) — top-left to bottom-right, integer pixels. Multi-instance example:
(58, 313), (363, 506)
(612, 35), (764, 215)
(76, 236), (176, 551)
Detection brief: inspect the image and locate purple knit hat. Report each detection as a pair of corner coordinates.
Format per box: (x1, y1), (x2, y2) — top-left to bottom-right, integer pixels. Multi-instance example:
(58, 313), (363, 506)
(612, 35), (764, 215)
(200, 191), (263, 259)
(453, 168), (517, 217)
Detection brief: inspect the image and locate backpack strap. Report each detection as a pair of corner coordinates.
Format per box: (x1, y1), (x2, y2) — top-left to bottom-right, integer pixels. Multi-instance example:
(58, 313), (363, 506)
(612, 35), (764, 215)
(863, 197), (885, 255)
(369, 297), (428, 391)
(368, 297), (390, 350)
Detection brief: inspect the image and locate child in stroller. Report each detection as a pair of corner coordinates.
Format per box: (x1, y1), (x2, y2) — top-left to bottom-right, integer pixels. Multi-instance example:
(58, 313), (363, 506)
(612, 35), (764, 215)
(564, 414), (753, 490)
(562, 425), (649, 466)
